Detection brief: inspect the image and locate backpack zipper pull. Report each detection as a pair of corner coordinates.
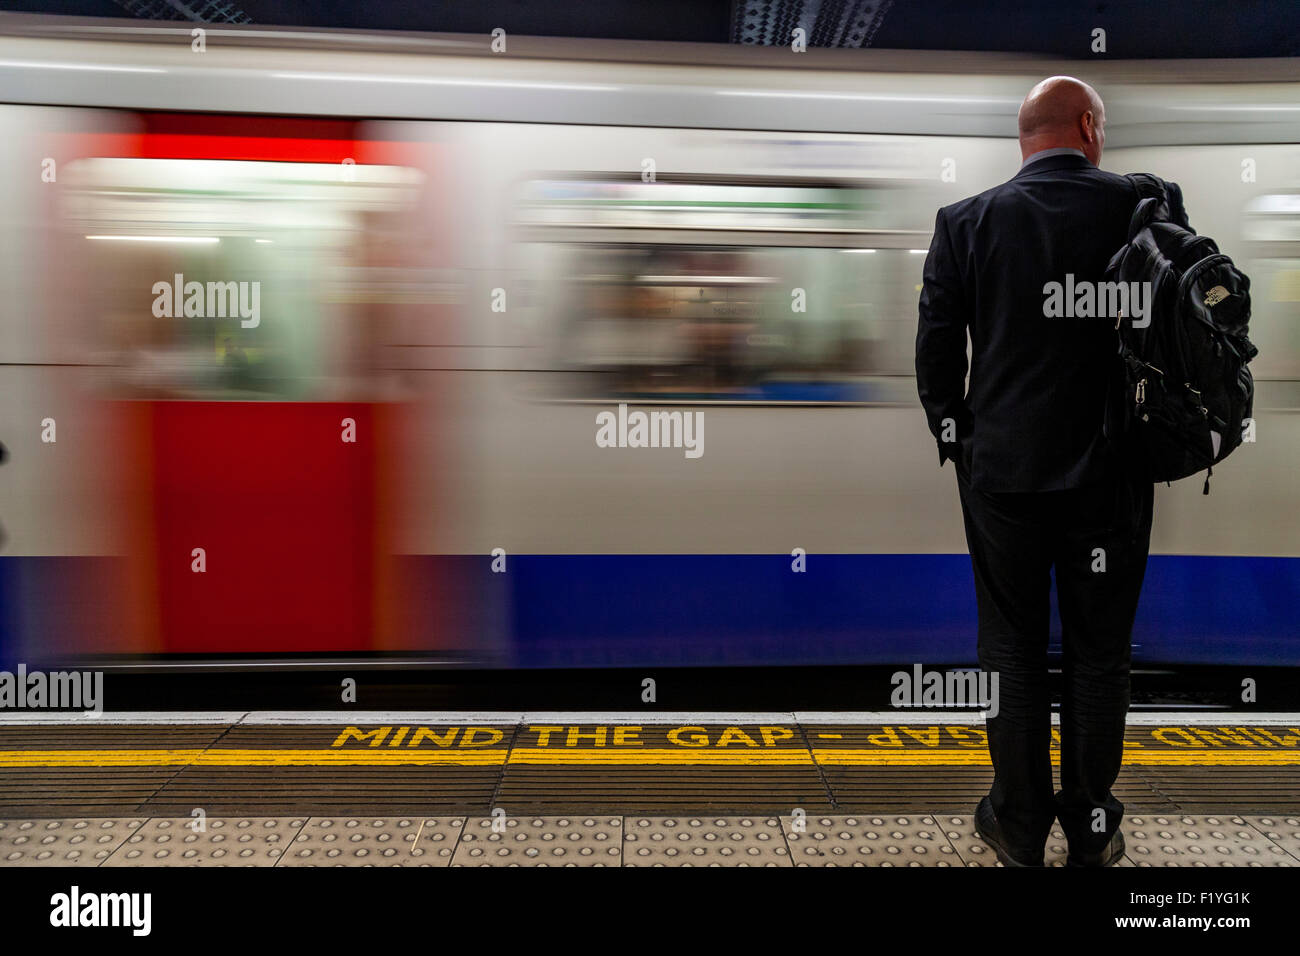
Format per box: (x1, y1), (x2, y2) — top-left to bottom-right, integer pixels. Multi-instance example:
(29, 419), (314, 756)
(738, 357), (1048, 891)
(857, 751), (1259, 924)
(1203, 465), (1213, 495)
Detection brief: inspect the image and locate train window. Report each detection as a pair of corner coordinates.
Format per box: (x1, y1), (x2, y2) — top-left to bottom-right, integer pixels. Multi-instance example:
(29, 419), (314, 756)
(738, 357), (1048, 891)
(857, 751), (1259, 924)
(515, 175), (927, 403)
(1243, 192), (1300, 390)
(62, 157), (422, 400)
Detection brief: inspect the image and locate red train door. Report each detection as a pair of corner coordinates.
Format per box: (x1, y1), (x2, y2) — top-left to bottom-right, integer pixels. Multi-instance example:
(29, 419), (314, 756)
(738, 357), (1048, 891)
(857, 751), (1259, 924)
(69, 114), (414, 655)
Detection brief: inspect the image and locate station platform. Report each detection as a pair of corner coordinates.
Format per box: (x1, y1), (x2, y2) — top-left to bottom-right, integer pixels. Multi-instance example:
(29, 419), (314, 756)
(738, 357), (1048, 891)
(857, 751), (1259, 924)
(2, 711), (1299, 867)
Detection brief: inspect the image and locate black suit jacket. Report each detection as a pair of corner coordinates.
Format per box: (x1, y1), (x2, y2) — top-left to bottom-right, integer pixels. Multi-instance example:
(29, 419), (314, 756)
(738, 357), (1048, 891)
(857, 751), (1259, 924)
(915, 153), (1185, 492)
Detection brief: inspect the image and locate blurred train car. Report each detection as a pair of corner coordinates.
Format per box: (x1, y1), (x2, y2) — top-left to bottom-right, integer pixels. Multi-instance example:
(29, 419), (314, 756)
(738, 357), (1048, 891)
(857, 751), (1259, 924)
(0, 22), (1296, 669)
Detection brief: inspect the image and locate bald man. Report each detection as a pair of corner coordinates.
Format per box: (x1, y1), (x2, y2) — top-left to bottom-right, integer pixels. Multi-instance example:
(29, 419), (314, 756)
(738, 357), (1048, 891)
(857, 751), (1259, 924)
(916, 77), (1182, 867)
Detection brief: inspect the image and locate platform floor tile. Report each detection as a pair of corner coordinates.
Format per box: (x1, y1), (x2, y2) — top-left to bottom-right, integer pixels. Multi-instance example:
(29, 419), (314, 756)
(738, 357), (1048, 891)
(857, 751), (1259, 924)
(452, 815), (621, 866)
(1124, 815), (1296, 867)
(782, 813), (963, 867)
(279, 816), (464, 867)
(103, 817), (306, 867)
(1242, 816), (1300, 863)
(0, 817), (145, 867)
(623, 816), (791, 867)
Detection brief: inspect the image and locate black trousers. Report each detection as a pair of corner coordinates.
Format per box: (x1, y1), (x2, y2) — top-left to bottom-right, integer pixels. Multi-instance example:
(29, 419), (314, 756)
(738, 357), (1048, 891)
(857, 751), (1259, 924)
(956, 465), (1154, 859)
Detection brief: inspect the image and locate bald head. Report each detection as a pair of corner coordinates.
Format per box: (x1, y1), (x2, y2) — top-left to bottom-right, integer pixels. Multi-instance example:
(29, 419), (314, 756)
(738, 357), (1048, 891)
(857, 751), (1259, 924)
(1018, 76), (1106, 166)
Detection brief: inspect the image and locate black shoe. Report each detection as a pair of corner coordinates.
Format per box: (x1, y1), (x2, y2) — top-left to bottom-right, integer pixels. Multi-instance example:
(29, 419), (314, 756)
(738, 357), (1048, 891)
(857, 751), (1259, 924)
(1067, 829), (1126, 867)
(974, 796), (1045, 867)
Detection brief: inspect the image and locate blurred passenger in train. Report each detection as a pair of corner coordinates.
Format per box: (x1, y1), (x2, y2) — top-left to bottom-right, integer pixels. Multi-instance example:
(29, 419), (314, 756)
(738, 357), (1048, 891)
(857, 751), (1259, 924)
(222, 337), (250, 390)
(917, 76), (1173, 868)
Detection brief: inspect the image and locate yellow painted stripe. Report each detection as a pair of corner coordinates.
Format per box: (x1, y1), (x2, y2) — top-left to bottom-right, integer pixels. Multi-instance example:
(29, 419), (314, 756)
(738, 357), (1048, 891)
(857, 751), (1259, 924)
(0, 749), (507, 767)
(507, 748), (815, 765)
(0, 749), (206, 767)
(1117, 750), (1300, 766)
(812, 748), (1300, 767)
(1, 747), (1298, 768)
(814, 749), (993, 766)
(195, 749), (508, 766)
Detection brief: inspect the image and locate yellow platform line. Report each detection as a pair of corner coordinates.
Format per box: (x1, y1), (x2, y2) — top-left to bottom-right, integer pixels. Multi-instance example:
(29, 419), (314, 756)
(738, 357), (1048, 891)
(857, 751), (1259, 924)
(1117, 751), (1300, 766)
(507, 748), (815, 765)
(812, 748), (1300, 766)
(0, 749), (206, 767)
(195, 749), (509, 766)
(0, 749), (508, 767)
(814, 749), (994, 766)
(1, 747), (1299, 768)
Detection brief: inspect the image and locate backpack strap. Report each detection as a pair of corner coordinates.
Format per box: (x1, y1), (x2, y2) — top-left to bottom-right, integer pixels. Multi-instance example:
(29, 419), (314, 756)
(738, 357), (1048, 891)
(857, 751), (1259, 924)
(1124, 172), (1171, 238)
(1125, 172), (1195, 232)
(1126, 172), (1167, 202)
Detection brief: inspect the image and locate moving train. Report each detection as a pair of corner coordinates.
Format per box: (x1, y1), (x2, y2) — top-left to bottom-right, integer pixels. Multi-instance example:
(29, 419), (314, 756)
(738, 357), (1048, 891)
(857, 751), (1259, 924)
(0, 17), (1296, 669)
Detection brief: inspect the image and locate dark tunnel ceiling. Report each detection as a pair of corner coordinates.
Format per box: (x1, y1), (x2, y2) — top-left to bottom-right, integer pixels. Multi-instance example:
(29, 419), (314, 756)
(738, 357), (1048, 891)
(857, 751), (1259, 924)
(0, 0), (1296, 58)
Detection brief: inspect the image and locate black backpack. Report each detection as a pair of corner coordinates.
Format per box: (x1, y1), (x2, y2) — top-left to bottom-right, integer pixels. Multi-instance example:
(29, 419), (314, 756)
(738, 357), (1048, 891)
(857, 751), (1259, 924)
(1103, 173), (1258, 493)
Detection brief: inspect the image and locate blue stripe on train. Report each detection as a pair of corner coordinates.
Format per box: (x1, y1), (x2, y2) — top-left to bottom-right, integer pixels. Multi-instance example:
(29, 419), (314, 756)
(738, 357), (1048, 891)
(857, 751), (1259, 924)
(1, 554), (1295, 668)
(492, 553), (1299, 668)
(0, 554), (10, 665)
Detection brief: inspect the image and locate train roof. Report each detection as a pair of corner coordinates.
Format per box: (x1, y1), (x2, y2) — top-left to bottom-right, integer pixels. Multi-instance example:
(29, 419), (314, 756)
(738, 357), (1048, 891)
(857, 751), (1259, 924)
(1, 13), (1297, 147)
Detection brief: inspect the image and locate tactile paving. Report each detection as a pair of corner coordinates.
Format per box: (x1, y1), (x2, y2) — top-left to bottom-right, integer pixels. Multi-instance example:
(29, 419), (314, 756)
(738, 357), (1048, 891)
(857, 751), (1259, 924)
(280, 817), (463, 867)
(452, 815), (621, 866)
(623, 816), (790, 867)
(1124, 815), (1296, 866)
(0, 817), (144, 867)
(782, 814), (963, 867)
(934, 814), (1005, 867)
(103, 817), (304, 867)
(1243, 816), (1300, 863)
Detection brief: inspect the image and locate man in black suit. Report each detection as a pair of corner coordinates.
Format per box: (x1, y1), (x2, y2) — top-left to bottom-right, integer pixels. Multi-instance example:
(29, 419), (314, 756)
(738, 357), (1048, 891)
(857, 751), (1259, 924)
(916, 76), (1164, 867)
